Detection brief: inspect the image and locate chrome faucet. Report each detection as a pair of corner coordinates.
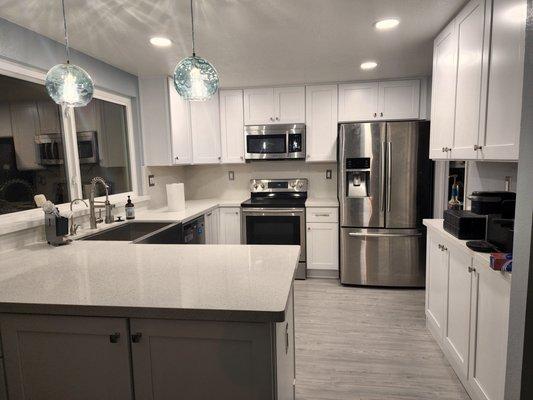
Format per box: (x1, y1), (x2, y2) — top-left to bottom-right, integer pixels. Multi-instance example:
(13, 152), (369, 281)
(69, 198), (88, 235)
(89, 177), (115, 229)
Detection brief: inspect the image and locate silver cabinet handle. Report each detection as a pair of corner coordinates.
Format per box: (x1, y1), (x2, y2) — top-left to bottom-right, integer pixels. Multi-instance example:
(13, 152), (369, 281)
(270, 117), (274, 121)
(468, 266), (476, 273)
(285, 323), (289, 354)
(276, 117), (280, 121)
(380, 141), (386, 212)
(348, 232), (422, 238)
(438, 244), (443, 250)
(207, 212), (212, 216)
(387, 142), (392, 212)
(474, 145), (483, 151)
(374, 112), (377, 118)
(314, 213), (331, 217)
(380, 112), (383, 117)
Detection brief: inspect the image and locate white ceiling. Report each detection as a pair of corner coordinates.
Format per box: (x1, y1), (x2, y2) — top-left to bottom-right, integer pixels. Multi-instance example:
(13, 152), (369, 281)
(0, 0), (465, 87)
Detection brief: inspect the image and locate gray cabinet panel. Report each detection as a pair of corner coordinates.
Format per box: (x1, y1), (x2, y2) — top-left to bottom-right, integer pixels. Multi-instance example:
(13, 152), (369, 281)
(275, 285), (295, 400)
(130, 318), (274, 400)
(0, 314), (133, 400)
(0, 359), (7, 400)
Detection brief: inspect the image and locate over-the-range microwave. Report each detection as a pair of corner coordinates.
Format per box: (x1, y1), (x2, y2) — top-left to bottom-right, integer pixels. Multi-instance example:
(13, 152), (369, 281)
(244, 124), (305, 160)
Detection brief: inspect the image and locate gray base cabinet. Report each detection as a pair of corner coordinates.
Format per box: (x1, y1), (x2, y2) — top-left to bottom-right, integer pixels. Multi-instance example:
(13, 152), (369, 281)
(0, 287), (295, 400)
(0, 315), (133, 400)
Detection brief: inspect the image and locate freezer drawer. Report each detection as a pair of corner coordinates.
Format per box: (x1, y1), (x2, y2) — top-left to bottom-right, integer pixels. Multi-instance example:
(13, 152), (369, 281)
(340, 228), (425, 287)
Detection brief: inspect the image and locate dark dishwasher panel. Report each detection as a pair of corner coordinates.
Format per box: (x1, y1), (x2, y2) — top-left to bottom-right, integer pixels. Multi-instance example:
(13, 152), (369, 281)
(135, 223), (184, 244)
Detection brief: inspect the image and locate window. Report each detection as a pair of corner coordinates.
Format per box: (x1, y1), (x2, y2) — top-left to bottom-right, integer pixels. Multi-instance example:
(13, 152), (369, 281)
(0, 75), (70, 214)
(74, 99), (132, 198)
(0, 69), (136, 216)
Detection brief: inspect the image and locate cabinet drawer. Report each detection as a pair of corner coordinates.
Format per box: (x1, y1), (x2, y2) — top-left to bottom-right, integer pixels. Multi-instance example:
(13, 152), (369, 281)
(306, 207), (338, 223)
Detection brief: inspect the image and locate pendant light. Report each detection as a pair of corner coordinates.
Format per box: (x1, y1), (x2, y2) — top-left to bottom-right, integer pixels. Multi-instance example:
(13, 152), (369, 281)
(173, 0), (219, 101)
(45, 0), (94, 107)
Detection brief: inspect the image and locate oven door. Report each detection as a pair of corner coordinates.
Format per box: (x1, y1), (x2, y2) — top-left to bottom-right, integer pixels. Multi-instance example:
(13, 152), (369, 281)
(245, 134), (287, 159)
(242, 208), (305, 263)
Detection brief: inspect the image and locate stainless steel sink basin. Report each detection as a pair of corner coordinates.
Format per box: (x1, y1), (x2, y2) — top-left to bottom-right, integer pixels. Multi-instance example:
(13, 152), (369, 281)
(80, 221), (174, 242)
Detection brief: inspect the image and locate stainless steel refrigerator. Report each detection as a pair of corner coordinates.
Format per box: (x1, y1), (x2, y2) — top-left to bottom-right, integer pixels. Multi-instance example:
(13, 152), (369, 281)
(338, 121), (432, 287)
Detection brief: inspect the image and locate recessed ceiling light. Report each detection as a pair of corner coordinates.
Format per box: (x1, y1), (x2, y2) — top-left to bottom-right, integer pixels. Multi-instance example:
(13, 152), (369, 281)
(374, 18), (400, 30)
(150, 37), (172, 47)
(360, 61), (378, 70)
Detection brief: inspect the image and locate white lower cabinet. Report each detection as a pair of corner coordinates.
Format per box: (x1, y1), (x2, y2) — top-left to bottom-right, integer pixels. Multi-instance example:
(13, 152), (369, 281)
(218, 207), (241, 244)
(306, 223), (338, 271)
(205, 207), (220, 244)
(425, 227), (511, 400)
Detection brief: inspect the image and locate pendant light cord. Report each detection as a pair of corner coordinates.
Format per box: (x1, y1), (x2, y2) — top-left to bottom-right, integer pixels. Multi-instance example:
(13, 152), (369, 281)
(61, 0), (71, 63)
(190, 0), (196, 56)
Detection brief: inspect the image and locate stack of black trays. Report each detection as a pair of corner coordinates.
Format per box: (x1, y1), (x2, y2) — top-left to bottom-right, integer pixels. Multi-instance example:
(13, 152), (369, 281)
(443, 210), (486, 240)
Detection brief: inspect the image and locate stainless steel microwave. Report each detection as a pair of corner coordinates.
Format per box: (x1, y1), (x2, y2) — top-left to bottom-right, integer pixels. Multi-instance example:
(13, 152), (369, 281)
(244, 124), (305, 160)
(35, 131), (99, 165)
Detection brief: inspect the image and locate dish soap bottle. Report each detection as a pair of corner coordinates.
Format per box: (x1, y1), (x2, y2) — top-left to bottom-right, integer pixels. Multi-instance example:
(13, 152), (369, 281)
(125, 196), (135, 220)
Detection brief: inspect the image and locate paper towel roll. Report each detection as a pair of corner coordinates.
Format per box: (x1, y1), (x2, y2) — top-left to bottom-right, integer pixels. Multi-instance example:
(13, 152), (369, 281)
(166, 183), (185, 212)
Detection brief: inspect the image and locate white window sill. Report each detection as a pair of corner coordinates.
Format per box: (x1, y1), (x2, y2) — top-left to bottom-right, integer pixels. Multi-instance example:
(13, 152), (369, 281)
(0, 194), (151, 236)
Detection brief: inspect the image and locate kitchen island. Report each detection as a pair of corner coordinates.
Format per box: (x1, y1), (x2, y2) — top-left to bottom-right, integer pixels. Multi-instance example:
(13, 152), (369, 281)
(0, 241), (299, 400)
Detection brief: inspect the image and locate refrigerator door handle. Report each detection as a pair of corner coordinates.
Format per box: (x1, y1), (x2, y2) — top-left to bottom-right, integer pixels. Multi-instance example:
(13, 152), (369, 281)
(380, 141), (386, 212)
(387, 141), (392, 212)
(348, 232), (423, 238)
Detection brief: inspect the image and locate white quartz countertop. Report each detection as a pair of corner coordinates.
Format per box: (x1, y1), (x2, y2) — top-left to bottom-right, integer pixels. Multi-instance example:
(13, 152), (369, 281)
(305, 197), (339, 207)
(0, 241), (299, 322)
(423, 219), (493, 267)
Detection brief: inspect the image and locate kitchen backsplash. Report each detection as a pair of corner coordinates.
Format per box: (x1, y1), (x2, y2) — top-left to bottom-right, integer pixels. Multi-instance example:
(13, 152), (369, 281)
(144, 161), (337, 204)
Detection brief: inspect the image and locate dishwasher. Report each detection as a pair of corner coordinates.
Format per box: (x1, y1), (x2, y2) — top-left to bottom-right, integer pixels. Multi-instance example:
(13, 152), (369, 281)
(183, 216), (205, 244)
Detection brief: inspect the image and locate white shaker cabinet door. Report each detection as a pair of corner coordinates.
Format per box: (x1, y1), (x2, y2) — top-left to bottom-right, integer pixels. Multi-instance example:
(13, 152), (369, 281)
(425, 232), (449, 340)
(452, 0), (490, 160)
(205, 207), (220, 244)
(443, 242), (473, 382)
(377, 80), (420, 120)
(429, 21), (458, 159)
(190, 93), (221, 164)
(219, 90), (245, 164)
(244, 88), (275, 125)
(10, 102), (42, 170)
(305, 85), (338, 162)
(469, 259), (511, 400)
(168, 77), (193, 165)
(338, 82), (379, 122)
(273, 86), (305, 124)
(480, 0), (525, 161)
(36, 101), (61, 134)
(306, 222), (339, 271)
(218, 207), (241, 244)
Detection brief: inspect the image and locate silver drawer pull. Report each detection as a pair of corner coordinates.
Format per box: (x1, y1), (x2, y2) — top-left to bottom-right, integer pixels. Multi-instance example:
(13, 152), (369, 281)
(348, 232), (422, 238)
(314, 213), (331, 217)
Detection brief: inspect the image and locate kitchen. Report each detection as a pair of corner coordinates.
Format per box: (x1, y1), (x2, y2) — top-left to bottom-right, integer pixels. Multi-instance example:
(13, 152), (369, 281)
(0, 0), (531, 399)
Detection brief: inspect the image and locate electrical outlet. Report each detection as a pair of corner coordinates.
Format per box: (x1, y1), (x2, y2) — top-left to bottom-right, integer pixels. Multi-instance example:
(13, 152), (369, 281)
(326, 170), (332, 179)
(148, 175), (155, 187)
(228, 171), (235, 181)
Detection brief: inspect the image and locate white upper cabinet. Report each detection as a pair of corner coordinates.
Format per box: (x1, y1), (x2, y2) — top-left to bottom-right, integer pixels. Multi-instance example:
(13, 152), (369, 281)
(0, 102), (12, 137)
(452, 0), (490, 159)
(305, 85), (338, 162)
(168, 77), (193, 165)
(10, 102), (42, 170)
(480, 0), (525, 160)
(190, 93), (221, 164)
(338, 80), (420, 122)
(338, 82), (378, 122)
(74, 101), (98, 132)
(378, 80), (420, 120)
(219, 90), (245, 164)
(430, 21), (458, 159)
(36, 101), (61, 134)
(244, 86), (305, 125)
(273, 86), (305, 123)
(430, 0), (524, 161)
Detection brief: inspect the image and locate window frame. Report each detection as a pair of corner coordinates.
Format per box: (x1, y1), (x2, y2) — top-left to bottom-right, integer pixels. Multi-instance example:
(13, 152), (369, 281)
(0, 57), (138, 212)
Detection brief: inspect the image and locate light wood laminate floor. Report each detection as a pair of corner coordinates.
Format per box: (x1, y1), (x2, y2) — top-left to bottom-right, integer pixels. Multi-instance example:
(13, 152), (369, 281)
(294, 279), (470, 400)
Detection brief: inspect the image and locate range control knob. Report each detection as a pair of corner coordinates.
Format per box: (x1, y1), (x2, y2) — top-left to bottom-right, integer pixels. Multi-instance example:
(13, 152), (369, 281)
(296, 182), (303, 189)
(289, 181), (296, 188)
(260, 183), (265, 189)
(252, 183), (259, 190)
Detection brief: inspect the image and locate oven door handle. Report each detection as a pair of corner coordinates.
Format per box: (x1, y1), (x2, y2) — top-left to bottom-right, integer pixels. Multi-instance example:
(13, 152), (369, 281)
(348, 232), (422, 238)
(242, 208), (305, 214)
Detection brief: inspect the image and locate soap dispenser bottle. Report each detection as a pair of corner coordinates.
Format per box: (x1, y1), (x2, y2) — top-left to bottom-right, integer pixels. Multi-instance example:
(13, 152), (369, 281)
(125, 196), (135, 220)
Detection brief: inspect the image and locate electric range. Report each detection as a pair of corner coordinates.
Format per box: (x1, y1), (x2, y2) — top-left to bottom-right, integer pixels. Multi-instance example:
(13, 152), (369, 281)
(241, 179), (308, 279)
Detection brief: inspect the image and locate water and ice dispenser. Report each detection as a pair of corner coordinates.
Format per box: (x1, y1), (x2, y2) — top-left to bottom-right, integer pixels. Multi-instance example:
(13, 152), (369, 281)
(345, 158), (370, 198)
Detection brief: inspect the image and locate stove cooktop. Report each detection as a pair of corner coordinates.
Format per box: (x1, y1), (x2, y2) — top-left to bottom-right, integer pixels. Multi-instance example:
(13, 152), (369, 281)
(241, 196), (307, 208)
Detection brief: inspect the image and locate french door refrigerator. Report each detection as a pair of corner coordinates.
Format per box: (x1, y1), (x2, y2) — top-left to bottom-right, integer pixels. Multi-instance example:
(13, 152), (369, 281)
(338, 121), (432, 287)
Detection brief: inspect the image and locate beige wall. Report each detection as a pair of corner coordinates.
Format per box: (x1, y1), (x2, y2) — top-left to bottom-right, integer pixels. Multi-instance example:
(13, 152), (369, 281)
(145, 161), (337, 204)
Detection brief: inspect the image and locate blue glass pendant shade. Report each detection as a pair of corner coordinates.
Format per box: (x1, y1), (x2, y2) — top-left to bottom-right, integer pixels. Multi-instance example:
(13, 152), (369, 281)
(45, 63), (94, 107)
(173, 55), (219, 101)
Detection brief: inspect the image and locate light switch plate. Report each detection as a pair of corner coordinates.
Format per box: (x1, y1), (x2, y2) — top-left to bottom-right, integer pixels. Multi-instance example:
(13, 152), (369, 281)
(228, 171), (235, 181)
(326, 170), (332, 179)
(148, 175), (155, 187)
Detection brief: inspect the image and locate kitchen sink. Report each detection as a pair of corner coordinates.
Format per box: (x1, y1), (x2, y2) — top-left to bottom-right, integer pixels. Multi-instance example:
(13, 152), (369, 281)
(80, 221), (174, 242)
